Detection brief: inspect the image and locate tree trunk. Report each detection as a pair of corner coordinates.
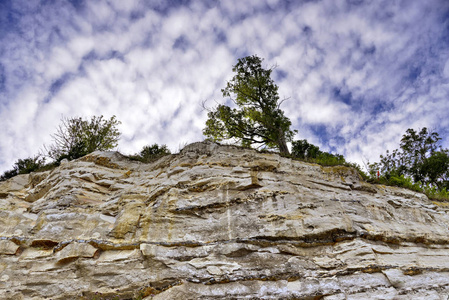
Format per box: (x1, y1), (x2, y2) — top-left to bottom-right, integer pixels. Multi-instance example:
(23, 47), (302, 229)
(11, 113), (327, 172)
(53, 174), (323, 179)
(277, 128), (290, 155)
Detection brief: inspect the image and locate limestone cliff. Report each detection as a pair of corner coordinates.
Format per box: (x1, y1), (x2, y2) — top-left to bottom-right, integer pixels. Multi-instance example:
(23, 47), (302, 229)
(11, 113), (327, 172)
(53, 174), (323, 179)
(0, 141), (449, 299)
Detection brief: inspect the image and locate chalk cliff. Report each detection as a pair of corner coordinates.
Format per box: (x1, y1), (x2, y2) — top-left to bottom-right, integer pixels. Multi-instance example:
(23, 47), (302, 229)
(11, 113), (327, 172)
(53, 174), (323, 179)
(0, 141), (449, 299)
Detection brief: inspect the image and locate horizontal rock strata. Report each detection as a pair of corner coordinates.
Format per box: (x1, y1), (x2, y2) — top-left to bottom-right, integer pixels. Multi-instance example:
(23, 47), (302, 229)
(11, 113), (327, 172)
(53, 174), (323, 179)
(0, 141), (448, 299)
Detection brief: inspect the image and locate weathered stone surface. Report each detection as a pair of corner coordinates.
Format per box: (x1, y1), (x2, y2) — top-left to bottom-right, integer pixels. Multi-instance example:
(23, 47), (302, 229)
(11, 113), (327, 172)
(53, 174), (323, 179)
(0, 141), (448, 299)
(0, 240), (19, 255)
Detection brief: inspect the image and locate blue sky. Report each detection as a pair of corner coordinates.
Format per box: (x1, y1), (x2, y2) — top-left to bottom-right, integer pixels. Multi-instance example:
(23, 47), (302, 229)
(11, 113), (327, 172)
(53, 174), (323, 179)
(1, 0), (449, 172)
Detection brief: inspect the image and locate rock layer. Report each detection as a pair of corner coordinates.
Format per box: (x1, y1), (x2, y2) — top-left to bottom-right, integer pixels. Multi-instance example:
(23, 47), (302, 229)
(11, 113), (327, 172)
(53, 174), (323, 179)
(0, 141), (449, 299)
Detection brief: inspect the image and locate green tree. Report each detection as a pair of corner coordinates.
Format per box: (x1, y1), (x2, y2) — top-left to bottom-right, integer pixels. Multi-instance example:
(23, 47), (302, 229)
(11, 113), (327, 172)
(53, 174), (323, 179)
(420, 150), (449, 190)
(47, 115), (121, 161)
(292, 139), (346, 166)
(398, 128), (441, 182)
(375, 127), (449, 189)
(203, 55), (296, 155)
(291, 139), (321, 159)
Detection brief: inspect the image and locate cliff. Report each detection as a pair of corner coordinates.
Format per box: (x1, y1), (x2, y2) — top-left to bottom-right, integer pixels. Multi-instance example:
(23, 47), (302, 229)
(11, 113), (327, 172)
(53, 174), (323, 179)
(0, 141), (448, 299)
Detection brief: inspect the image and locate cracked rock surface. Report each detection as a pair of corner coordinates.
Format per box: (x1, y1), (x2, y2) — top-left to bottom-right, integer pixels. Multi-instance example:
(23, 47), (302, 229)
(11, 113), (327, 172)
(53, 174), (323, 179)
(0, 141), (449, 299)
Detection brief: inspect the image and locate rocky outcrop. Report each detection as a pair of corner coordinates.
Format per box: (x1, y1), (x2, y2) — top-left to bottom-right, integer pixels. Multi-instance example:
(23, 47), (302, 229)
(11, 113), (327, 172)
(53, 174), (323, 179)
(0, 141), (448, 299)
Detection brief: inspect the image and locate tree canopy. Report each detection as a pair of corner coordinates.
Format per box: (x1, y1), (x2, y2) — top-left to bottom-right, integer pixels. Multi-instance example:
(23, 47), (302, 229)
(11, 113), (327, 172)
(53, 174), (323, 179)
(1, 115), (121, 181)
(203, 55), (296, 154)
(47, 115), (121, 161)
(371, 127), (449, 190)
(291, 139), (346, 166)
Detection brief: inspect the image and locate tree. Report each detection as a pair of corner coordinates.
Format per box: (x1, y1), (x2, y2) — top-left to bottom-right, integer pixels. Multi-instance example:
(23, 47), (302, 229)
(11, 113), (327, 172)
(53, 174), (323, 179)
(374, 127), (449, 189)
(203, 55), (296, 155)
(291, 139), (346, 166)
(47, 115), (121, 161)
(398, 127), (442, 183)
(291, 139), (321, 159)
(420, 150), (449, 190)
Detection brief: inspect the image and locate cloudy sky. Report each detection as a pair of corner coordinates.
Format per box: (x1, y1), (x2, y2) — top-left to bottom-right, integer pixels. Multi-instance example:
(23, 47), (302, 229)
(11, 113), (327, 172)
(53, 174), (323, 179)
(1, 0), (449, 173)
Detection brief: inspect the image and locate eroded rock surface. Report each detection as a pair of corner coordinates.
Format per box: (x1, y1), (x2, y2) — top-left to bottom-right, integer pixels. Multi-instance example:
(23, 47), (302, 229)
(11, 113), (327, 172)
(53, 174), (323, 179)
(0, 141), (448, 299)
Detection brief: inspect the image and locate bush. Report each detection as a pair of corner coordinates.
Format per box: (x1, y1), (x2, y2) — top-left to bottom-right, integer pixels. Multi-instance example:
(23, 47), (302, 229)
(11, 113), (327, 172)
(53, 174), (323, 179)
(129, 144), (171, 163)
(314, 152), (346, 166)
(0, 156), (45, 181)
(0, 169), (18, 181)
(16, 156), (46, 174)
(388, 175), (422, 192)
(424, 186), (449, 200)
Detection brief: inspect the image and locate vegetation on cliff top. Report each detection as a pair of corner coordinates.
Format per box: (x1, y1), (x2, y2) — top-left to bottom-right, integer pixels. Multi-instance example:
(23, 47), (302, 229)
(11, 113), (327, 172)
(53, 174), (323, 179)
(367, 127), (449, 200)
(128, 143), (171, 163)
(203, 55), (296, 155)
(0, 115), (171, 181)
(46, 115), (121, 162)
(1, 55), (448, 201)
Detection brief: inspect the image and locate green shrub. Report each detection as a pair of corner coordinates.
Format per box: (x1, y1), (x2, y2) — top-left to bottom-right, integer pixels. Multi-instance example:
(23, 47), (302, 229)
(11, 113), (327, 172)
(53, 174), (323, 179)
(314, 152), (346, 166)
(0, 168), (18, 181)
(129, 144), (171, 163)
(17, 156), (46, 174)
(423, 185), (449, 200)
(0, 155), (45, 181)
(388, 175), (422, 192)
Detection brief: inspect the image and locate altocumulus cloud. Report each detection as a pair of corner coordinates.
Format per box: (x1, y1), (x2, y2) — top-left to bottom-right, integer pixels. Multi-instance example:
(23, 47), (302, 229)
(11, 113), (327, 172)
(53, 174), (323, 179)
(1, 0), (449, 172)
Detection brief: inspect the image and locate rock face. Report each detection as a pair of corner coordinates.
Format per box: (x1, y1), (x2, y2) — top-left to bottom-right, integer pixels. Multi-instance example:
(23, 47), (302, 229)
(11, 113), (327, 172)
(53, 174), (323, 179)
(1, 141), (449, 299)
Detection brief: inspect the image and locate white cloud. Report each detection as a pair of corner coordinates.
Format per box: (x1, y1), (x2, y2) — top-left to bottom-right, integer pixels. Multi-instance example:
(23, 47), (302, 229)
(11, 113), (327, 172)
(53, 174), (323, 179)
(108, 0), (140, 14)
(1, 0), (449, 175)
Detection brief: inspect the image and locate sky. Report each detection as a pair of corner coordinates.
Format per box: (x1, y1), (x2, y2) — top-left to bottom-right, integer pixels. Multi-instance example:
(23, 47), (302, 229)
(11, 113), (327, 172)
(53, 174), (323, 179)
(1, 0), (449, 173)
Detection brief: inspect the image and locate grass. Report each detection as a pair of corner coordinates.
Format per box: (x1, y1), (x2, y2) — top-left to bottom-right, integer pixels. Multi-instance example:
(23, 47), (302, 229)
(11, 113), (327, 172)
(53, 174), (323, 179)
(367, 175), (449, 201)
(423, 186), (449, 201)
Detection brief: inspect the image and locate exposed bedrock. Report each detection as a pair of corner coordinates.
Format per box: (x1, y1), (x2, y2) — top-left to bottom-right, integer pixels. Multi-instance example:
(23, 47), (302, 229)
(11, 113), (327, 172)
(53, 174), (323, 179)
(0, 141), (448, 299)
